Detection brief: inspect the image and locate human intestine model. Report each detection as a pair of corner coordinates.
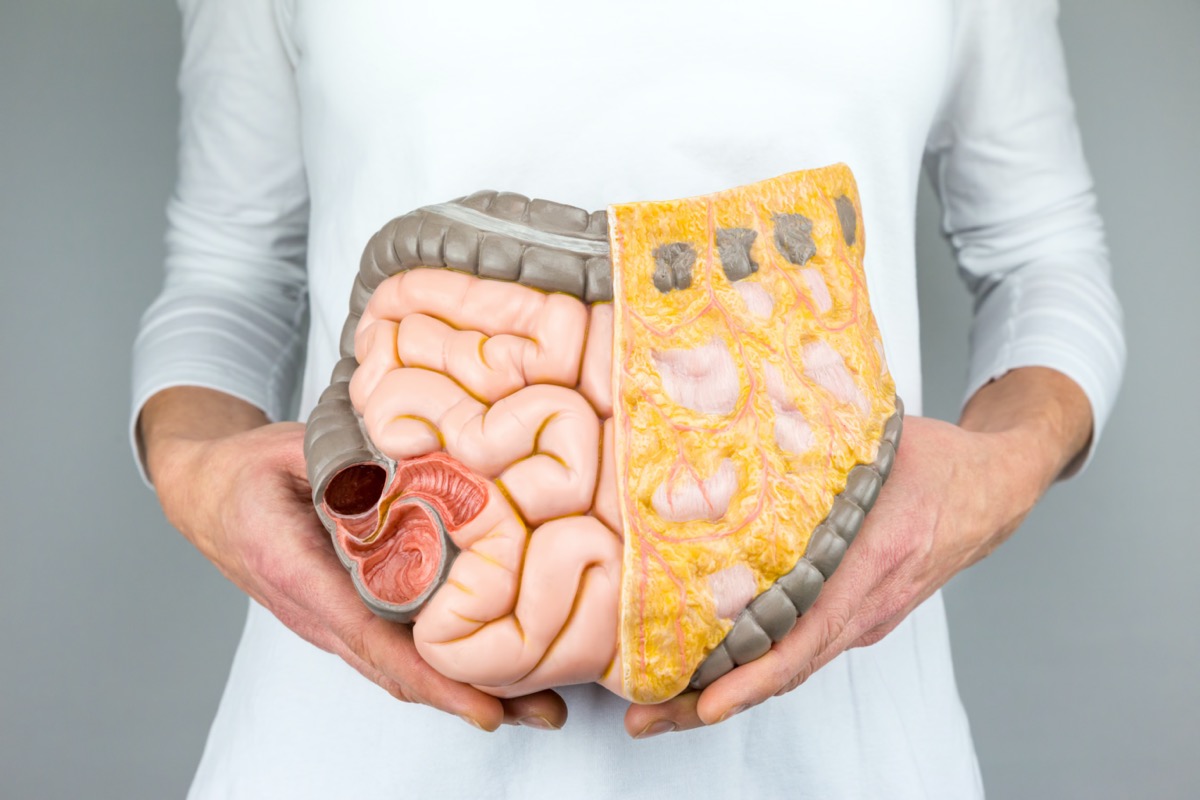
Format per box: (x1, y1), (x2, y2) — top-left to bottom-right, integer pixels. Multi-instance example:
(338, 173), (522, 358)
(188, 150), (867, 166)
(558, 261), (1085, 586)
(304, 164), (902, 704)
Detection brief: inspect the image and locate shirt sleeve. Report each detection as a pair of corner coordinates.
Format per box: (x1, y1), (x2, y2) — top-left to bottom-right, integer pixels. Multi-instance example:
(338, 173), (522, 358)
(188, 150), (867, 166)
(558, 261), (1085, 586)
(924, 0), (1126, 478)
(130, 0), (308, 487)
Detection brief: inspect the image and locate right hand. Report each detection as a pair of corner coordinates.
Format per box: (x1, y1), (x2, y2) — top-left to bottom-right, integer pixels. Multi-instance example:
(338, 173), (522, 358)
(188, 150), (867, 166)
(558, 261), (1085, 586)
(143, 392), (567, 732)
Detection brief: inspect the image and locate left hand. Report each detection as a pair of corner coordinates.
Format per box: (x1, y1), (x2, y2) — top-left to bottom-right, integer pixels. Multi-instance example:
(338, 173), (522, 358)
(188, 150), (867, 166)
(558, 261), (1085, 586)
(624, 413), (1048, 738)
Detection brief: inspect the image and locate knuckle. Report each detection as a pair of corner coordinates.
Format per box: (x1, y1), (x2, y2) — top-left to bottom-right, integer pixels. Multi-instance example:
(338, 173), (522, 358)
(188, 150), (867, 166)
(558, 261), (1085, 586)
(880, 593), (912, 623)
(773, 673), (804, 697)
(344, 648), (420, 705)
(768, 658), (795, 694)
(856, 591), (907, 640)
(855, 627), (888, 648)
(775, 663), (815, 697)
(381, 678), (418, 705)
(820, 605), (852, 650)
(343, 622), (373, 666)
(876, 626), (897, 646)
(882, 524), (920, 568)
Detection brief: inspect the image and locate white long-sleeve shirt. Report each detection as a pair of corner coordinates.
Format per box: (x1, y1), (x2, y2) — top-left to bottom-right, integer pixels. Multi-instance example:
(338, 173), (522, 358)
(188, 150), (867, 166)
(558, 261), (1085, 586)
(131, 1), (1125, 797)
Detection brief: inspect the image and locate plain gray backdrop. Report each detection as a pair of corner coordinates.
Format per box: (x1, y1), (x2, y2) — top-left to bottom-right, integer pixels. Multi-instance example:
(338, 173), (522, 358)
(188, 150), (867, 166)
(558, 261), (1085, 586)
(1, 1), (1196, 797)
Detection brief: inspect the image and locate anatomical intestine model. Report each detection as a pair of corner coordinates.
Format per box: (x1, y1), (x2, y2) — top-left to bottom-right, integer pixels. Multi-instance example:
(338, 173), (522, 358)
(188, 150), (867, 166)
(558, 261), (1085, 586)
(304, 164), (902, 704)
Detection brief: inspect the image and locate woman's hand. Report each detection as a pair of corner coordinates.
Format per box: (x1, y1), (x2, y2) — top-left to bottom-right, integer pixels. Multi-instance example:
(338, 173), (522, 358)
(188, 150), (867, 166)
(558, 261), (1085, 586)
(142, 387), (567, 732)
(625, 367), (1092, 738)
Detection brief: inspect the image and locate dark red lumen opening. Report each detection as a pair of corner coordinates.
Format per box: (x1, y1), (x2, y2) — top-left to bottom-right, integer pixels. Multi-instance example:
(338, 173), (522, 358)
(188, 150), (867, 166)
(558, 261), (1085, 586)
(325, 463), (387, 518)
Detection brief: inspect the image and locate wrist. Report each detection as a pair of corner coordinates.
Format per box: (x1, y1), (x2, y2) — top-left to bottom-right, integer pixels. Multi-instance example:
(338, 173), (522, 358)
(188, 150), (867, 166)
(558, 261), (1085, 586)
(140, 387), (271, 558)
(140, 386), (270, 483)
(145, 431), (203, 495)
(982, 427), (1062, 521)
(146, 433), (226, 555)
(959, 367), (1093, 491)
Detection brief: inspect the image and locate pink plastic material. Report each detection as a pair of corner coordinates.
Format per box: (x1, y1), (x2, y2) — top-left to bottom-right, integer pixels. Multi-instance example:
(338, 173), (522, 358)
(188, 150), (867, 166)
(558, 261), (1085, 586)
(323, 270), (625, 697)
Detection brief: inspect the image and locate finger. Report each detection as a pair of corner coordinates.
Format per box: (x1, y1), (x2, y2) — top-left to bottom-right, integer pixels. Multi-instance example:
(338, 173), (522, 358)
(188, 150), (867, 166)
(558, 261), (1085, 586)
(266, 422), (310, 477)
(353, 614), (508, 730)
(624, 691), (702, 739)
(712, 508), (925, 711)
(252, 591), (440, 714)
(694, 564), (874, 724)
(321, 625), (508, 732)
(500, 689), (568, 730)
(849, 618), (901, 650)
(756, 567), (930, 701)
(692, 614), (837, 725)
(273, 535), (508, 730)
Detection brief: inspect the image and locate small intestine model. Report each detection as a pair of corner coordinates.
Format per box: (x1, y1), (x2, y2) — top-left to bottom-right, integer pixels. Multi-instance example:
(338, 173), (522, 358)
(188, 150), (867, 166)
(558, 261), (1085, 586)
(304, 164), (902, 704)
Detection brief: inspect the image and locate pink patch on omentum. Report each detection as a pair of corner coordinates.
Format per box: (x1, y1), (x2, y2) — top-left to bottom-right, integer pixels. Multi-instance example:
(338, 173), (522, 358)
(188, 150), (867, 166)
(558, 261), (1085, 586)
(707, 563), (757, 620)
(774, 412), (817, 455)
(764, 363), (815, 455)
(651, 336), (740, 416)
(802, 340), (869, 415)
(874, 338), (889, 375)
(800, 268), (833, 313)
(652, 458), (739, 522)
(734, 281), (775, 318)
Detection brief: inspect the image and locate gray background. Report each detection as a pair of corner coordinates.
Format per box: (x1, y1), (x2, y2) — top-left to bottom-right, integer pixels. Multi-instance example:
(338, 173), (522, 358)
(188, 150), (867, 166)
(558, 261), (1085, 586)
(0, 1), (1195, 797)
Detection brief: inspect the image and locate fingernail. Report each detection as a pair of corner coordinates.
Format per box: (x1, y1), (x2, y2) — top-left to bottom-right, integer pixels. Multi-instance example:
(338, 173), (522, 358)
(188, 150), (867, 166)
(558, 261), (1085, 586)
(518, 715), (560, 731)
(717, 704), (749, 723)
(634, 720), (677, 739)
(459, 715), (486, 730)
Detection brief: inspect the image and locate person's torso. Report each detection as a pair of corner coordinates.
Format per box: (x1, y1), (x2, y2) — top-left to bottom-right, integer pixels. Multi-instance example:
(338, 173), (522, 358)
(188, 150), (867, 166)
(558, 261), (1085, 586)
(293, 0), (952, 418)
(194, 2), (982, 797)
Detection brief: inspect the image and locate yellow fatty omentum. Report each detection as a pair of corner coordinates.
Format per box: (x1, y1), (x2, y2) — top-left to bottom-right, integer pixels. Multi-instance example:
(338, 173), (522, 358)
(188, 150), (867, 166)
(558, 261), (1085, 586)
(608, 163), (896, 703)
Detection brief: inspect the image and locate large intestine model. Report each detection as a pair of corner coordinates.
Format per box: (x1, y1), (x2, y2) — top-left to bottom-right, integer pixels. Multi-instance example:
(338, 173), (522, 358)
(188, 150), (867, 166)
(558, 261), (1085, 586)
(304, 164), (902, 704)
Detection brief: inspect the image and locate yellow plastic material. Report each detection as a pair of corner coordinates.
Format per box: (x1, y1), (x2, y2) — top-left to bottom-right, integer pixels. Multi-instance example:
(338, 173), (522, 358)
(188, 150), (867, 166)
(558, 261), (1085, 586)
(609, 163), (896, 703)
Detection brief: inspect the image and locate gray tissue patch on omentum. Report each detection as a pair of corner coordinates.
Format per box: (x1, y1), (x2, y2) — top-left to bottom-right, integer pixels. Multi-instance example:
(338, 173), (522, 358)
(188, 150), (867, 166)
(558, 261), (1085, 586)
(772, 213), (816, 266)
(652, 241), (696, 293)
(651, 251), (673, 293)
(716, 227), (759, 282)
(835, 195), (857, 246)
(670, 244), (695, 289)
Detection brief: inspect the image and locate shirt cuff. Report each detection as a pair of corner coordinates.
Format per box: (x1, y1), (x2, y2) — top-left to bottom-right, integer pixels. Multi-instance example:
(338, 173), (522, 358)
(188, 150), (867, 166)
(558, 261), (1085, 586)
(962, 257), (1126, 479)
(129, 293), (306, 489)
